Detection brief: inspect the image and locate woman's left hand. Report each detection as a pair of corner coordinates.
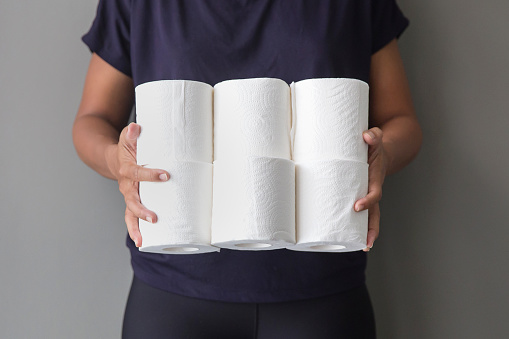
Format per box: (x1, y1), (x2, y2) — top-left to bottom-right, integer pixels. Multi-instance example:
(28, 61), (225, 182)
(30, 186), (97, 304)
(355, 127), (391, 252)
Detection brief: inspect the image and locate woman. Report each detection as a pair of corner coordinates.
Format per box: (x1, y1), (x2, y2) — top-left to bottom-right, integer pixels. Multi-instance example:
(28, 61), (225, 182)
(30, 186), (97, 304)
(73, 1), (422, 337)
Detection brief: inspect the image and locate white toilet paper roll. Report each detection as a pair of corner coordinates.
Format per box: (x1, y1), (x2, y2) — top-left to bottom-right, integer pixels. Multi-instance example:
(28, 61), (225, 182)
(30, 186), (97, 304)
(289, 159), (369, 252)
(213, 78), (292, 161)
(135, 80), (213, 164)
(291, 78), (369, 163)
(138, 160), (218, 254)
(211, 157), (296, 250)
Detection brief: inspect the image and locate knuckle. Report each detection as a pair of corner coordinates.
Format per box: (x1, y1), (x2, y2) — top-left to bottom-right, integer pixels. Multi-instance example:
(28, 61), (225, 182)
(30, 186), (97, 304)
(372, 127), (383, 137)
(124, 141), (136, 155)
(371, 188), (382, 201)
(124, 182), (136, 194)
(128, 189), (140, 201)
(118, 180), (129, 194)
(124, 194), (137, 207)
(131, 181), (139, 193)
(118, 166), (128, 178)
(125, 215), (138, 231)
(150, 170), (159, 181)
(133, 166), (140, 182)
(125, 196), (138, 210)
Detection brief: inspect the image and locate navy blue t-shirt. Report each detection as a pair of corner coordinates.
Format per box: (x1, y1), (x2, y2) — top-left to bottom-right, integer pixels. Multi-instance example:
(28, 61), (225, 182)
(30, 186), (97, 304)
(82, 0), (408, 303)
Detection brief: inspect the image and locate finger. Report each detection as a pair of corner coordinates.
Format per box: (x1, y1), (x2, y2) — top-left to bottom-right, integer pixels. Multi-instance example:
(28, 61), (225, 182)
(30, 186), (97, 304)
(355, 185), (382, 211)
(125, 207), (142, 247)
(125, 191), (158, 224)
(362, 127), (383, 146)
(363, 203), (380, 252)
(119, 163), (170, 182)
(117, 123), (141, 160)
(355, 155), (384, 211)
(125, 122), (141, 148)
(355, 164), (383, 211)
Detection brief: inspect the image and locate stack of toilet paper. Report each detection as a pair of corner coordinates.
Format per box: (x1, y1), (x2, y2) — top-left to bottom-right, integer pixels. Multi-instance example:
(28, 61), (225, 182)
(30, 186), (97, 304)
(211, 78), (296, 250)
(289, 78), (369, 252)
(136, 80), (218, 254)
(135, 77), (369, 254)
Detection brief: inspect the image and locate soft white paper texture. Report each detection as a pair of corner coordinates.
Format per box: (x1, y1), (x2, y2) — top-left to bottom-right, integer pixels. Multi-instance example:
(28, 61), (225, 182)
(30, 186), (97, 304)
(289, 159), (369, 252)
(134, 77), (369, 254)
(136, 80), (213, 164)
(291, 78), (369, 163)
(211, 157), (296, 250)
(138, 160), (217, 254)
(136, 80), (216, 254)
(213, 78), (291, 161)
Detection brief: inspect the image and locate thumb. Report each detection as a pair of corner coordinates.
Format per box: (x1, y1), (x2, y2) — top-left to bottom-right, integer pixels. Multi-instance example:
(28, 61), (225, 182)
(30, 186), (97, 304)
(362, 127), (383, 146)
(124, 122), (141, 147)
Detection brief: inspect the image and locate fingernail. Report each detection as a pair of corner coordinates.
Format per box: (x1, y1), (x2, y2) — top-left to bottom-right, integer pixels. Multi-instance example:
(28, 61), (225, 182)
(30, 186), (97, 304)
(146, 216), (153, 223)
(369, 243), (374, 249)
(365, 131), (375, 140)
(159, 173), (169, 181)
(355, 204), (364, 212)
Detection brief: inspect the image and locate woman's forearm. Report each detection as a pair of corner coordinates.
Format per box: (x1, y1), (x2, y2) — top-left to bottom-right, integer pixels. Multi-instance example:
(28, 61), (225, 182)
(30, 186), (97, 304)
(72, 114), (120, 180)
(72, 54), (135, 180)
(379, 114), (422, 176)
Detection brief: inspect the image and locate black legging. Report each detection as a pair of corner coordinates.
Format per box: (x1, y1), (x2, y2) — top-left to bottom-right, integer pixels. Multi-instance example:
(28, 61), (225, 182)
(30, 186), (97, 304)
(122, 275), (376, 339)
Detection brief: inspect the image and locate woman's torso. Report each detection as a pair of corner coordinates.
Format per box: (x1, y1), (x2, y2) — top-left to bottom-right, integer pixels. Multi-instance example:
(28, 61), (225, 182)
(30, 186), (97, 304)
(83, 0), (408, 302)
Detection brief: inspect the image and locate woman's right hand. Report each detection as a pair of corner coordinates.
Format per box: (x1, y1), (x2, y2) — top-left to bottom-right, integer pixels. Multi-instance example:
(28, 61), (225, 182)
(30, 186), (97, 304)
(107, 122), (170, 247)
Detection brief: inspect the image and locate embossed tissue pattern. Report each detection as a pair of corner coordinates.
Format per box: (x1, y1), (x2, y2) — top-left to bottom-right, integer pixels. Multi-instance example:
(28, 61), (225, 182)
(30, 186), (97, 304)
(135, 78), (368, 254)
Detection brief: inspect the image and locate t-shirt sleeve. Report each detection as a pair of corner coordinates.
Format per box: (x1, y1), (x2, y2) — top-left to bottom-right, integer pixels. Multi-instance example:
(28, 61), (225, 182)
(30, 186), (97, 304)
(371, 0), (410, 54)
(81, 0), (132, 77)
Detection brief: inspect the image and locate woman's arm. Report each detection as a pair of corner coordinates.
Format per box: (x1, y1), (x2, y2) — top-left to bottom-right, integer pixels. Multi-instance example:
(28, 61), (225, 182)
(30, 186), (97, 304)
(355, 38), (423, 251)
(72, 53), (170, 247)
(73, 53), (135, 179)
(368, 39), (422, 175)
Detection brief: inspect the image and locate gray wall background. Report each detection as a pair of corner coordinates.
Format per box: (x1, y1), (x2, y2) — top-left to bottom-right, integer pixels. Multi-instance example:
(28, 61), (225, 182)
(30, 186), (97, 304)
(1, 0), (507, 338)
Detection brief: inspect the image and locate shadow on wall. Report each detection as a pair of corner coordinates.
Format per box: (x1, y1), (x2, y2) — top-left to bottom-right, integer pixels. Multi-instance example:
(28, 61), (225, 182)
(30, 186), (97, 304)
(366, 1), (509, 338)
(368, 140), (506, 338)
